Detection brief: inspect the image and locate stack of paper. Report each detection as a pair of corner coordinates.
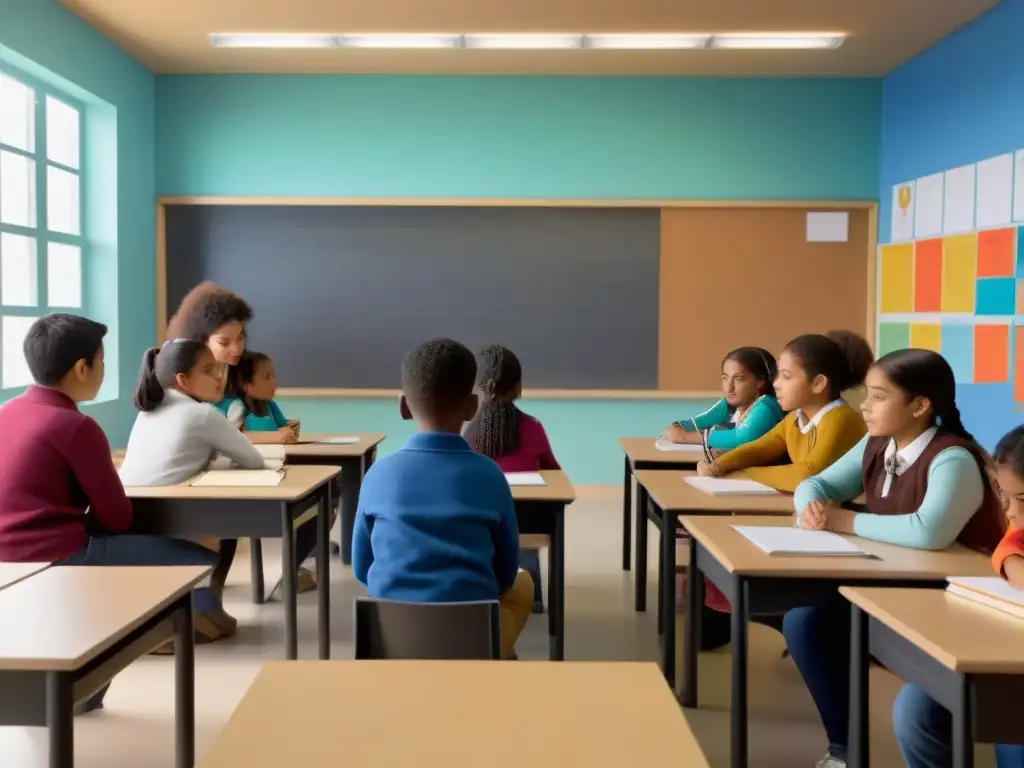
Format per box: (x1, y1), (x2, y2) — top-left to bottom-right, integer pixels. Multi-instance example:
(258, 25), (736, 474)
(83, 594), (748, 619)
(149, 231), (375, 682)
(732, 526), (875, 557)
(654, 439), (705, 454)
(505, 472), (546, 487)
(684, 477), (778, 496)
(947, 577), (1024, 620)
(190, 470), (284, 488)
(306, 436), (361, 445)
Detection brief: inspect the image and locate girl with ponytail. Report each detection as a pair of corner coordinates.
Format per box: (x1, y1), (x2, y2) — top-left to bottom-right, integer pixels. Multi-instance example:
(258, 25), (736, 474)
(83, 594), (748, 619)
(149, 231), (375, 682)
(784, 348), (1005, 768)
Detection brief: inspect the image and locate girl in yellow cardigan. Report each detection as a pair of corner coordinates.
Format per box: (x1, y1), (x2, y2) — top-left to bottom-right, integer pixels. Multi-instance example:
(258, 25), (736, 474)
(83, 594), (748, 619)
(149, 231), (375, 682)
(697, 331), (873, 490)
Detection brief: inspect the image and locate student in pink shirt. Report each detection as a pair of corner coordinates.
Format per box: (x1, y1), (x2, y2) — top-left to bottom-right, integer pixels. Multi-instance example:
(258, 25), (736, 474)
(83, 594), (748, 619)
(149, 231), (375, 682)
(465, 345), (559, 610)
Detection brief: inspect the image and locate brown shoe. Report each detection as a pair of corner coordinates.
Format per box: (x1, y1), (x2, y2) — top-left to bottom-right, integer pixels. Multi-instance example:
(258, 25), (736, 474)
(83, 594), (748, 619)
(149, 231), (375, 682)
(268, 566), (317, 601)
(208, 606), (238, 638)
(150, 612), (222, 655)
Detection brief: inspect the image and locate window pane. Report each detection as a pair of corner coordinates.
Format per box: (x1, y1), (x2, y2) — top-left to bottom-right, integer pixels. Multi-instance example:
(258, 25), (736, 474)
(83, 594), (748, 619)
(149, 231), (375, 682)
(45, 96), (79, 169)
(0, 150), (36, 227)
(0, 73), (34, 152)
(47, 242), (81, 308)
(2, 315), (37, 388)
(0, 233), (38, 306)
(46, 165), (79, 235)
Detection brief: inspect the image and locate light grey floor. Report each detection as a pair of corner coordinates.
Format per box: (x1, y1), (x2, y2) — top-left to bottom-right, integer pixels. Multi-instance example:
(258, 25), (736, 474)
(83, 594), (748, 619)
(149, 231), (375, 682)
(0, 492), (995, 766)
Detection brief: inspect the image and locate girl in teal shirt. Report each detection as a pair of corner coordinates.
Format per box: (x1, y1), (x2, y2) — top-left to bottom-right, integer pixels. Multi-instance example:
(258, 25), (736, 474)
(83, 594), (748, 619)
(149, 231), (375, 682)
(664, 346), (784, 453)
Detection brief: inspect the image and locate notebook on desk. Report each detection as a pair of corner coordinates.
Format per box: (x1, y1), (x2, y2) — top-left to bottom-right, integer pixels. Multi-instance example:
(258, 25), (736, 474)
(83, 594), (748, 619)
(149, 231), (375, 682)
(684, 477), (778, 496)
(208, 456), (284, 472)
(296, 436), (361, 445)
(947, 577), (1024, 620)
(190, 470), (285, 488)
(732, 526), (875, 557)
(505, 472), (546, 487)
(653, 439), (705, 455)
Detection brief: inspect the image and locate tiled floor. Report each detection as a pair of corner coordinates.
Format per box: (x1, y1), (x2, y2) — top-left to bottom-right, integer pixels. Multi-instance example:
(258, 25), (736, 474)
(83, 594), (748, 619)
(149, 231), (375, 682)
(0, 492), (997, 766)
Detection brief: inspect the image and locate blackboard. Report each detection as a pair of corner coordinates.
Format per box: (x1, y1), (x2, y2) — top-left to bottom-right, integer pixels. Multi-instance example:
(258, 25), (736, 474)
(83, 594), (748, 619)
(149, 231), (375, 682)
(164, 205), (660, 389)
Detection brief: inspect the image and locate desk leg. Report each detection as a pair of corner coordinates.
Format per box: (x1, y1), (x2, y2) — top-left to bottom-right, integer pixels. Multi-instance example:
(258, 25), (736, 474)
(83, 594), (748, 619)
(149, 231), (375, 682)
(46, 671), (73, 768)
(338, 456), (366, 566)
(633, 482), (649, 612)
(657, 519), (665, 635)
(731, 577), (749, 768)
(849, 606), (870, 768)
(622, 456), (632, 571)
(174, 596), (195, 768)
(317, 485), (331, 660)
(281, 502), (298, 660)
(952, 677), (974, 768)
(660, 506), (676, 687)
(250, 538), (265, 604)
(548, 509), (566, 661)
(680, 534), (703, 707)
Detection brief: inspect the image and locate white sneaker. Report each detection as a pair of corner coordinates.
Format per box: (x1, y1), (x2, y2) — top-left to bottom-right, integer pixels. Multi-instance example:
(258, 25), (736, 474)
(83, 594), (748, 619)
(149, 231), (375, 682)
(815, 753), (847, 768)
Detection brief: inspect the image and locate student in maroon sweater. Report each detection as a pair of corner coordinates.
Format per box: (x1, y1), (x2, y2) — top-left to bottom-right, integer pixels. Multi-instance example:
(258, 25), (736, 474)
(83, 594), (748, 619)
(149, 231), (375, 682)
(0, 314), (218, 712)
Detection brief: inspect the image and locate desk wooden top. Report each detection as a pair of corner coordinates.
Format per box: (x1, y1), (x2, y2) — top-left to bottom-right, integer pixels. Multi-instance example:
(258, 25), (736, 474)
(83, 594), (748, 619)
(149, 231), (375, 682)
(510, 470), (576, 504)
(620, 437), (701, 465)
(0, 566), (209, 671)
(287, 433), (386, 458)
(635, 470), (795, 515)
(198, 661), (709, 768)
(682, 515), (993, 580)
(0, 562), (50, 591)
(841, 586), (1024, 674)
(124, 465), (340, 502)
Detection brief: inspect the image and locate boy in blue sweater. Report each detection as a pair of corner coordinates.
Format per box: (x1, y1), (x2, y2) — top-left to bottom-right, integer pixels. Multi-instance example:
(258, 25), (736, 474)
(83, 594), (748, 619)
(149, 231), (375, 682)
(352, 338), (533, 659)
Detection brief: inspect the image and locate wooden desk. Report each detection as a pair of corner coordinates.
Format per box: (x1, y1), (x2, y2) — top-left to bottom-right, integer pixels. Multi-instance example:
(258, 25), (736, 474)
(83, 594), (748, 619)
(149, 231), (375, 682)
(619, 437), (702, 573)
(510, 470), (576, 661)
(681, 516), (992, 768)
(634, 470), (794, 686)
(842, 586), (1024, 768)
(286, 433), (385, 566)
(124, 465), (340, 660)
(198, 661), (710, 768)
(0, 565), (208, 768)
(0, 562), (51, 590)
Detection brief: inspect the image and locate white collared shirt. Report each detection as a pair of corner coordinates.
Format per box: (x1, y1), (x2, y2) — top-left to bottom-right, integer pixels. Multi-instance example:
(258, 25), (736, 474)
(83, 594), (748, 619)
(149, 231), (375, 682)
(880, 426), (938, 497)
(795, 399), (845, 435)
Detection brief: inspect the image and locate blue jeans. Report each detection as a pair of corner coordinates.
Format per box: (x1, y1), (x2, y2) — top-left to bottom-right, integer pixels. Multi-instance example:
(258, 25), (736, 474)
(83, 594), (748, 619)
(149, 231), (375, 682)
(894, 683), (1024, 767)
(782, 596), (851, 757)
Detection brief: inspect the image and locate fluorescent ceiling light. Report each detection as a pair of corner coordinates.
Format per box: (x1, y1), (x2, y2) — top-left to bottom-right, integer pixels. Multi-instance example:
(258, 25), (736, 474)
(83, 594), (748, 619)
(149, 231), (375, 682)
(340, 34), (459, 49)
(586, 34), (709, 50)
(710, 33), (845, 50)
(208, 33), (337, 49)
(464, 34), (582, 50)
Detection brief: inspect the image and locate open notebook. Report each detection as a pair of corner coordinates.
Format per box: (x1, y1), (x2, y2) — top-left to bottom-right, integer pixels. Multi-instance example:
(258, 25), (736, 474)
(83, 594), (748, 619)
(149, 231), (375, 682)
(190, 470), (285, 488)
(208, 455), (284, 472)
(732, 526), (875, 557)
(947, 576), (1024, 620)
(505, 472), (546, 487)
(684, 477), (778, 496)
(653, 439), (705, 454)
(296, 436), (361, 445)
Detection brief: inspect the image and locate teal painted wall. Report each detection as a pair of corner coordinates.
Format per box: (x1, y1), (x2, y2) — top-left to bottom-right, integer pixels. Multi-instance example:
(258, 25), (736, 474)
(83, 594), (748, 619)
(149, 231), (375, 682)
(0, 0), (154, 444)
(155, 74), (881, 484)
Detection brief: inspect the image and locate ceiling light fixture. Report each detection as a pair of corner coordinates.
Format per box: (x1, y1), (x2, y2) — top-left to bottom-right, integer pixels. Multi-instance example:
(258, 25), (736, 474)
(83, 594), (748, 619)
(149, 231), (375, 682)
(207, 33), (337, 49)
(710, 33), (846, 50)
(585, 34), (710, 50)
(463, 34), (583, 50)
(339, 34), (460, 49)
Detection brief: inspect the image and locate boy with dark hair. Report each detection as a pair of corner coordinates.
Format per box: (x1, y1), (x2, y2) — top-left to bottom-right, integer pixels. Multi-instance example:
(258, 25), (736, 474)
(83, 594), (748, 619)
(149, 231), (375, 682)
(352, 338), (534, 659)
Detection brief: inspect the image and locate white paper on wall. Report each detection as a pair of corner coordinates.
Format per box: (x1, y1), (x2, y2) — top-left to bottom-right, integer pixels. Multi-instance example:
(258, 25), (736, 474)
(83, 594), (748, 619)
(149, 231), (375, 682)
(943, 164), (976, 234)
(975, 153), (1013, 228)
(913, 172), (944, 238)
(890, 181), (915, 242)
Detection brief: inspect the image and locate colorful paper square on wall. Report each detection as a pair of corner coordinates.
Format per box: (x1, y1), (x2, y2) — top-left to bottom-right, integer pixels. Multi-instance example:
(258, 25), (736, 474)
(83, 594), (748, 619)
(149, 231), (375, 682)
(976, 277), (1016, 315)
(880, 244), (914, 313)
(909, 323), (941, 352)
(878, 323), (910, 356)
(1015, 328), (1024, 403)
(1017, 227), (1024, 276)
(977, 228), (1015, 277)
(941, 324), (973, 383)
(1017, 280), (1024, 314)
(913, 239), (942, 312)
(974, 324), (1010, 383)
(942, 234), (977, 312)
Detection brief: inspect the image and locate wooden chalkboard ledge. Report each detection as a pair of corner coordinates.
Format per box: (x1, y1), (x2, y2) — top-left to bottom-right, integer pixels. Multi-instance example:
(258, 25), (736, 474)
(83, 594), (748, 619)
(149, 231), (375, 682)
(276, 388), (721, 400)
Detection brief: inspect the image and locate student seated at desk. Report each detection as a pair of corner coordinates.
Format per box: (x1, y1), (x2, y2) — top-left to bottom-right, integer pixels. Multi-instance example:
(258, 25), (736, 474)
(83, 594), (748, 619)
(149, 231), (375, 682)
(118, 339), (268, 642)
(890, 422), (1024, 768)
(789, 349), (1005, 768)
(464, 344), (557, 613)
(0, 315), (218, 710)
(352, 338), (533, 659)
(663, 346), (783, 452)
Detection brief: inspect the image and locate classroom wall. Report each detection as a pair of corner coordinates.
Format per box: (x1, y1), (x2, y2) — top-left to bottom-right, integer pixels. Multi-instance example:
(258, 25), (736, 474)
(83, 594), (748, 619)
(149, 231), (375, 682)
(156, 75), (880, 483)
(0, 0), (155, 444)
(878, 0), (1024, 450)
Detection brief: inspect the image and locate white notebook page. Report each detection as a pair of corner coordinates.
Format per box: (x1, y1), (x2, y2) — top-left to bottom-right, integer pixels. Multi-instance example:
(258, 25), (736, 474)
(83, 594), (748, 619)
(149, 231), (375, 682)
(947, 577), (1024, 607)
(732, 525), (873, 557)
(685, 477), (778, 496)
(190, 470), (284, 488)
(505, 472), (546, 487)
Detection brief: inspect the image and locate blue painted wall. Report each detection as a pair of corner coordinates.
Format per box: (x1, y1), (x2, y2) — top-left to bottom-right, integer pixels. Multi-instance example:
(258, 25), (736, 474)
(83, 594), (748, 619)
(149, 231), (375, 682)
(879, 0), (1024, 450)
(156, 74), (880, 483)
(0, 0), (154, 444)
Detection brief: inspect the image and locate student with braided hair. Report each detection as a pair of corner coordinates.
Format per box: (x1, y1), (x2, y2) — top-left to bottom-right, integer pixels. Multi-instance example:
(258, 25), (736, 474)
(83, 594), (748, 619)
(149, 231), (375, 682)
(786, 349), (1005, 768)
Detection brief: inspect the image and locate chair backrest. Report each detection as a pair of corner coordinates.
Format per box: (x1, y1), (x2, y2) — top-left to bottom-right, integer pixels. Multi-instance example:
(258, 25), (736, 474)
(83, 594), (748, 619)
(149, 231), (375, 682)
(353, 597), (501, 660)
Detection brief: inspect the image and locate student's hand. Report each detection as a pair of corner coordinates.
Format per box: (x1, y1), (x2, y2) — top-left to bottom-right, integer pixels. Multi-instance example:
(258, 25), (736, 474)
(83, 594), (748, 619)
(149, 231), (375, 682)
(696, 461), (718, 478)
(664, 424), (689, 443)
(798, 501), (828, 530)
(277, 426), (298, 444)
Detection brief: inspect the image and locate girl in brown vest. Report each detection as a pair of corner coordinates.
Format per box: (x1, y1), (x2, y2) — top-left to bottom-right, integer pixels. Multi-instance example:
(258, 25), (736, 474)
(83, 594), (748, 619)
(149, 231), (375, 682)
(785, 349), (1004, 768)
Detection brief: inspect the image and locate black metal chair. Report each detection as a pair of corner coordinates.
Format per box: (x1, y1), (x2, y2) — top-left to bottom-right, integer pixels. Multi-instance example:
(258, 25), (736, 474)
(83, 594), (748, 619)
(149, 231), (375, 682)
(353, 597), (501, 660)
